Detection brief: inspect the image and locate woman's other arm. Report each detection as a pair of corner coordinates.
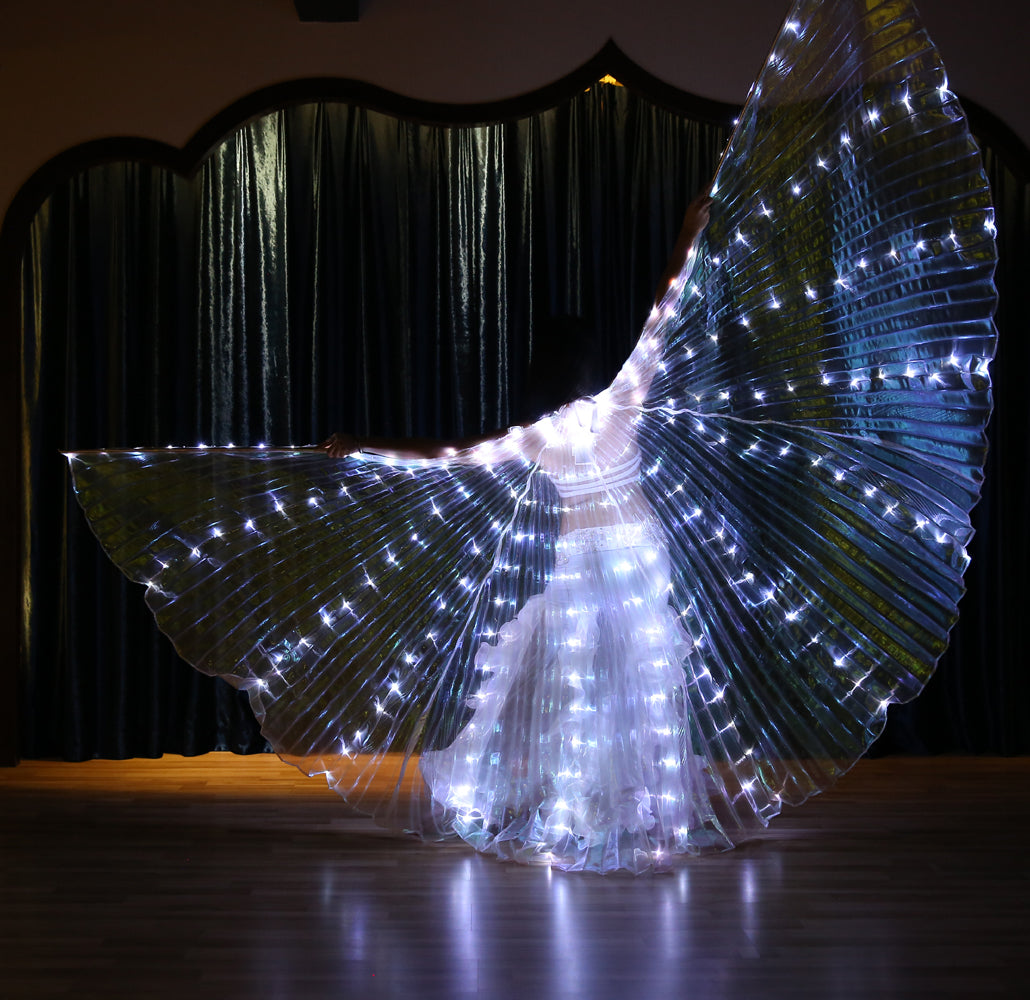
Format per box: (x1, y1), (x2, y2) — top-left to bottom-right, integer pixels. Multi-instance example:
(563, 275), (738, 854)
(322, 425), (548, 465)
(653, 192), (712, 308)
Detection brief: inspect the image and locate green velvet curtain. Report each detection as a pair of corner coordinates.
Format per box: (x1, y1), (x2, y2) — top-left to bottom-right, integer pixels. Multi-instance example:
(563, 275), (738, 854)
(19, 84), (1029, 759)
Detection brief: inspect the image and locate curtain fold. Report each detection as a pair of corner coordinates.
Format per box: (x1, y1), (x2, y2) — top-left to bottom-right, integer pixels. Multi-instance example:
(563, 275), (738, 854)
(19, 84), (1028, 759)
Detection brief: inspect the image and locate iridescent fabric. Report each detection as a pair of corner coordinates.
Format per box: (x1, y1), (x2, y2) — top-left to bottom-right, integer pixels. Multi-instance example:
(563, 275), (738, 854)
(66, 0), (996, 873)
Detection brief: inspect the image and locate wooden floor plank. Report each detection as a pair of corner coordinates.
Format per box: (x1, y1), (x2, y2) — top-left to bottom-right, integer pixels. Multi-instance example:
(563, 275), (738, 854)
(2, 755), (1027, 999)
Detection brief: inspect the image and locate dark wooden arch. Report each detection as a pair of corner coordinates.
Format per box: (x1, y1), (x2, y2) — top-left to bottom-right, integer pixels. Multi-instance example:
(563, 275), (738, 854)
(2, 42), (1027, 765)
(0, 41), (740, 253)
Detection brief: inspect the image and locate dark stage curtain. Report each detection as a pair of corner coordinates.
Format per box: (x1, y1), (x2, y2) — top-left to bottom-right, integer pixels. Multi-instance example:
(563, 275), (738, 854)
(19, 84), (1029, 759)
(870, 144), (1030, 756)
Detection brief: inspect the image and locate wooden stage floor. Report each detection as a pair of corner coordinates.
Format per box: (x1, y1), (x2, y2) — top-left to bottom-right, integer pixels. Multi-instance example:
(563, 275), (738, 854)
(2, 754), (1027, 999)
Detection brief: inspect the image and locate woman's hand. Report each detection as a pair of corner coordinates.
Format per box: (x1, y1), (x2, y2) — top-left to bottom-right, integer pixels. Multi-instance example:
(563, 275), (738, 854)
(654, 190), (714, 306)
(321, 432), (359, 458)
(680, 192), (713, 246)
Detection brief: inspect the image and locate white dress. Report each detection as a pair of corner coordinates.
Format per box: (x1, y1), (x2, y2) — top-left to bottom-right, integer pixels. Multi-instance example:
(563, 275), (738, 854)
(421, 401), (732, 872)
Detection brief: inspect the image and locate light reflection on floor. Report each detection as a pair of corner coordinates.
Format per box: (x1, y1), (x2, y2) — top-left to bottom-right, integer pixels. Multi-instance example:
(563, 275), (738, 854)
(289, 840), (811, 997)
(2, 756), (1025, 999)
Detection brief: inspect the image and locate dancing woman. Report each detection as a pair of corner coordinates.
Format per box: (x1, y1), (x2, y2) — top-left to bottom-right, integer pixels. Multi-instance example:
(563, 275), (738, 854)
(321, 198), (720, 871)
(66, 0), (997, 873)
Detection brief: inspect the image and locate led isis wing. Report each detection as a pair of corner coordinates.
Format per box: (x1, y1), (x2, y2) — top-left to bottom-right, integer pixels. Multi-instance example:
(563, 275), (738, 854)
(66, 0), (996, 870)
(67, 446), (557, 831)
(631, 0), (995, 811)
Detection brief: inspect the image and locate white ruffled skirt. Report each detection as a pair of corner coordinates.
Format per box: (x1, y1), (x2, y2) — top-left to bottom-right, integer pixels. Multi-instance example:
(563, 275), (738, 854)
(421, 521), (731, 873)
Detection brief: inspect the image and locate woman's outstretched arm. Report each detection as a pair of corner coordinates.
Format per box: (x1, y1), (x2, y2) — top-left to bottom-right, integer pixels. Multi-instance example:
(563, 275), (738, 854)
(653, 192), (712, 307)
(601, 191), (714, 413)
(322, 431), (497, 461)
(322, 425), (549, 465)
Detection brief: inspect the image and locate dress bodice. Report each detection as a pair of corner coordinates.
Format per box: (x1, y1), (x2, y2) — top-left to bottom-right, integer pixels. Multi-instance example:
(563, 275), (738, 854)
(551, 451), (641, 499)
(532, 396), (650, 531)
(540, 396), (642, 496)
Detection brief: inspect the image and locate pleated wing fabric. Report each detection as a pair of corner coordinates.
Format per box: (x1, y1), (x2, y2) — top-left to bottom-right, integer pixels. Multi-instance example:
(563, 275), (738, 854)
(68, 450), (557, 830)
(67, 0), (997, 872)
(633, 0), (996, 814)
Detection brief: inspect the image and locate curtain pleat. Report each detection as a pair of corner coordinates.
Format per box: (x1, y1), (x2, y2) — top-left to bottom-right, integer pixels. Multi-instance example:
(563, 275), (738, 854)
(19, 84), (1028, 759)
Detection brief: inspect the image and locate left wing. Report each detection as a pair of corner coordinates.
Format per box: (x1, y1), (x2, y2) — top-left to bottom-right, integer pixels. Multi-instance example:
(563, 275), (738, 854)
(66, 446), (559, 824)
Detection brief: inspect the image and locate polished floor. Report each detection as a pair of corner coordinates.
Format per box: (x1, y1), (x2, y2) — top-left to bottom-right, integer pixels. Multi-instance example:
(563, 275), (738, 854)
(1, 754), (1027, 999)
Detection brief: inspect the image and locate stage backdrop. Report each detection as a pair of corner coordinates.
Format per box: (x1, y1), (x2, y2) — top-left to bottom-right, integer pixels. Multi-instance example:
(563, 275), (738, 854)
(18, 76), (1030, 760)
